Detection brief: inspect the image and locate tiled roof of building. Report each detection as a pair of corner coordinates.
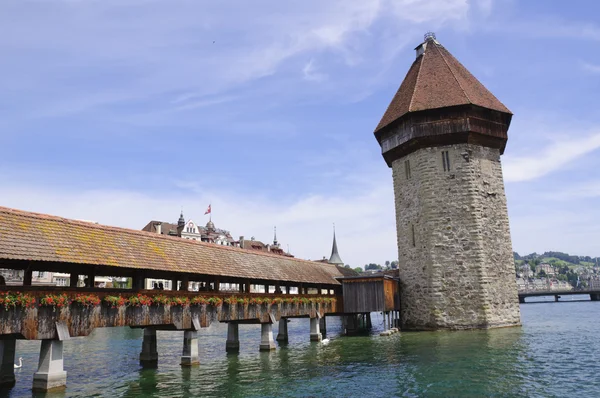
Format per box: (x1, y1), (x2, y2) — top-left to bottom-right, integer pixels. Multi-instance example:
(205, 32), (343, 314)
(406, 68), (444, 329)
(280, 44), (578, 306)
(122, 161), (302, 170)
(374, 37), (511, 133)
(141, 221), (180, 236)
(0, 206), (344, 285)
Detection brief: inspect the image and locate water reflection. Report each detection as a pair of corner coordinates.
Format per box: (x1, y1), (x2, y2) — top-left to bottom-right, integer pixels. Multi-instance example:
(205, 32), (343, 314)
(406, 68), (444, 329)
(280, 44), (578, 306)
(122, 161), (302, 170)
(7, 304), (600, 397)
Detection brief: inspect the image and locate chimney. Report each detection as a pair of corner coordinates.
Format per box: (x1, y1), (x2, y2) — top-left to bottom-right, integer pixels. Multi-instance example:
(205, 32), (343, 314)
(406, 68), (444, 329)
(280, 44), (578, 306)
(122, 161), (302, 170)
(239, 236), (244, 249)
(266, 244), (271, 252)
(155, 222), (162, 235)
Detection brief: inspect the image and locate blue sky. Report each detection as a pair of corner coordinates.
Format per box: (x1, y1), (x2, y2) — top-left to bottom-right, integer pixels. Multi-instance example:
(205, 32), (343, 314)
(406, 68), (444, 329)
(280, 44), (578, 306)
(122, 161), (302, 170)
(1, 0), (599, 267)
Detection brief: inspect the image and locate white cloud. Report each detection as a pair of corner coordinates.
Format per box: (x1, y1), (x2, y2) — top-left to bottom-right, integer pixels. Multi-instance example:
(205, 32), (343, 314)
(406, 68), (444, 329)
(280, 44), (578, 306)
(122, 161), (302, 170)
(302, 59), (327, 82)
(0, 169), (397, 268)
(503, 133), (600, 182)
(581, 61), (600, 74)
(0, 0), (475, 118)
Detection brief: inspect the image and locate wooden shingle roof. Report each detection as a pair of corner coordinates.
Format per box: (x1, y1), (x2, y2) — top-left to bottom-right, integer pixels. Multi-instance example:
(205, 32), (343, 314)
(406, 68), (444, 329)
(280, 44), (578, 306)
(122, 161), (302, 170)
(0, 206), (344, 285)
(374, 37), (511, 133)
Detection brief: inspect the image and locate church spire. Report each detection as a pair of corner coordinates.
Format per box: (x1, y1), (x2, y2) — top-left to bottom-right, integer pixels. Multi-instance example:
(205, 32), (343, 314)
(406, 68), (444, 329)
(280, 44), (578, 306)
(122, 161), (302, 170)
(177, 209), (185, 228)
(273, 226), (278, 247)
(328, 224), (344, 266)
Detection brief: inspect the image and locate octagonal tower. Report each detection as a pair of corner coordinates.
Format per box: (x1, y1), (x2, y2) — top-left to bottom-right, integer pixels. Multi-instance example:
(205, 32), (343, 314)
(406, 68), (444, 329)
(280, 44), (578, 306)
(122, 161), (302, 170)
(374, 33), (521, 330)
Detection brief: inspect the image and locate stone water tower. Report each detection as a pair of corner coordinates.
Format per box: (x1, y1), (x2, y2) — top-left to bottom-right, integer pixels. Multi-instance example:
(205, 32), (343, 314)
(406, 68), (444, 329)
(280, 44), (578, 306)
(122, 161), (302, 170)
(373, 33), (521, 330)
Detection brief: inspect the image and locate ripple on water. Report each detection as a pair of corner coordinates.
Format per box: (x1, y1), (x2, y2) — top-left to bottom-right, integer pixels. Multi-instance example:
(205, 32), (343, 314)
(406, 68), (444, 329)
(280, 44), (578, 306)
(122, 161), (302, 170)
(6, 305), (600, 397)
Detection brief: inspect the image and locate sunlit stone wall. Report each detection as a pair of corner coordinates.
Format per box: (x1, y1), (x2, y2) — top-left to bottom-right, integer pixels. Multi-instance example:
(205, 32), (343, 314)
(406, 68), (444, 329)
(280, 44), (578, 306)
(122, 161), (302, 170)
(392, 143), (521, 330)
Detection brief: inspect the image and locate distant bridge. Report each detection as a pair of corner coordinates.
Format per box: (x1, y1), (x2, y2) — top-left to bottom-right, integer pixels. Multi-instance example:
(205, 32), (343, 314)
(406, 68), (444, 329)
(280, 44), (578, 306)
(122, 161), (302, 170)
(518, 289), (600, 303)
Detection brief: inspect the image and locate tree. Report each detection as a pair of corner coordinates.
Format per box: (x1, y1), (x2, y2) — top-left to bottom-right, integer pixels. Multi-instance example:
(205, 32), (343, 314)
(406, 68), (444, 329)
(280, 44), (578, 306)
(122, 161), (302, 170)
(353, 267), (363, 274)
(385, 261), (390, 268)
(538, 270), (547, 278)
(390, 261), (399, 269)
(365, 263), (382, 271)
(344, 264), (350, 269)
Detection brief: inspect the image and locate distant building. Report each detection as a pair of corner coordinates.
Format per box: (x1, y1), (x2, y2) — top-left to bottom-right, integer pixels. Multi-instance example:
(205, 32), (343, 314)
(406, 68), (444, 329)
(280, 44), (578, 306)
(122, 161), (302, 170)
(536, 263), (555, 277)
(142, 211), (234, 246)
(141, 212), (293, 289)
(238, 227), (294, 257)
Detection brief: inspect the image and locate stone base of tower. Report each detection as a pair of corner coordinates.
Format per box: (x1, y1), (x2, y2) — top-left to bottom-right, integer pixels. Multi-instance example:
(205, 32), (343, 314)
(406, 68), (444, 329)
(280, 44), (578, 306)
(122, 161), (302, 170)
(392, 144), (521, 330)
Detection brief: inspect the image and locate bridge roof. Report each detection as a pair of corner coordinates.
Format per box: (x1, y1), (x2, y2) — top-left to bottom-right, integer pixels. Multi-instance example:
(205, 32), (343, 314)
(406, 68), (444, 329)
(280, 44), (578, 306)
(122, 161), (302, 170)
(0, 206), (344, 286)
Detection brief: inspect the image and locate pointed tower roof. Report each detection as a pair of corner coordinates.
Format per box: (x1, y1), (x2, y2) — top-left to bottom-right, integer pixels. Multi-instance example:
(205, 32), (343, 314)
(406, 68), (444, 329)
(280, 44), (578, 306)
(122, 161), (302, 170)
(374, 33), (511, 134)
(328, 227), (344, 266)
(177, 211), (185, 228)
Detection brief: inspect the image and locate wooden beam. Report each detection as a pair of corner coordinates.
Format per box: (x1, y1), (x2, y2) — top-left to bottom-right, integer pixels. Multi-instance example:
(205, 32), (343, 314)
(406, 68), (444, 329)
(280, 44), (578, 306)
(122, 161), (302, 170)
(69, 273), (78, 288)
(23, 269), (32, 286)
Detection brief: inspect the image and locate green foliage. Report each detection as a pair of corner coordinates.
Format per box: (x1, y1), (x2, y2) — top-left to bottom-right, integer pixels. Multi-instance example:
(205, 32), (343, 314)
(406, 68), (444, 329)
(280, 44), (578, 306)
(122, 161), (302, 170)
(365, 263), (382, 271)
(353, 267), (363, 274)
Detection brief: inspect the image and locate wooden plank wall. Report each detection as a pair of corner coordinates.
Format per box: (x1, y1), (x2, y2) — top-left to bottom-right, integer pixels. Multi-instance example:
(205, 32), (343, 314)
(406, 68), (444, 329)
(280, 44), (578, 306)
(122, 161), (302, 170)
(342, 280), (385, 313)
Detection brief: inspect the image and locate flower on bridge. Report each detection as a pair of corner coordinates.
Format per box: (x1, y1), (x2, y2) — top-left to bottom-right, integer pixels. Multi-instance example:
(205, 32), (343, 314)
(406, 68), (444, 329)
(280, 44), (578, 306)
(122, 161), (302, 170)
(0, 292), (36, 310)
(40, 294), (71, 308)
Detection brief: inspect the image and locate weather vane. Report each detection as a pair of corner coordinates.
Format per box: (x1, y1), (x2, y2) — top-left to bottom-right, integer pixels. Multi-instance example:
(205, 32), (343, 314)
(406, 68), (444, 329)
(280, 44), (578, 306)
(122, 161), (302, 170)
(424, 31), (436, 41)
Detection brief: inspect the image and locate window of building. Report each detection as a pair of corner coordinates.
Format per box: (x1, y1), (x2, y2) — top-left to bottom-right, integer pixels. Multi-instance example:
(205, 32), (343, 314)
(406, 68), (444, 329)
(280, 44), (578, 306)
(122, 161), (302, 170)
(442, 151), (451, 172)
(405, 159), (412, 180)
(38, 271), (45, 278)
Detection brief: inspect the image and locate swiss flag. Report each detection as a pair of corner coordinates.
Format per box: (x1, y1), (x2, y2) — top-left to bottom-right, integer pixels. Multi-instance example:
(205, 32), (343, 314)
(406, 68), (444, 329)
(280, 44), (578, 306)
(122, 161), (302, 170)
(204, 204), (211, 215)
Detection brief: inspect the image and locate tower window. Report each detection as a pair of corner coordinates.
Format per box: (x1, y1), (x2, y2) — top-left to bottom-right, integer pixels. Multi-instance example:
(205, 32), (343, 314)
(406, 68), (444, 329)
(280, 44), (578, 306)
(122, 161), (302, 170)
(442, 151), (451, 172)
(405, 160), (412, 180)
(410, 224), (416, 247)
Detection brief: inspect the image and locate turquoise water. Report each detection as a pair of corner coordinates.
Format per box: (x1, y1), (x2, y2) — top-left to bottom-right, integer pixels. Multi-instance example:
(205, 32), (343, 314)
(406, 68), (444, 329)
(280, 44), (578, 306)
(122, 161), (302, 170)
(6, 297), (600, 397)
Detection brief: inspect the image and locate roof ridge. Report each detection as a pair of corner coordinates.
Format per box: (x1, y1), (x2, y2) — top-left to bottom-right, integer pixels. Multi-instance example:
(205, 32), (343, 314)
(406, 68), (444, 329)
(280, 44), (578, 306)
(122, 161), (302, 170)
(0, 205), (326, 266)
(408, 51), (425, 113)
(435, 43), (472, 104)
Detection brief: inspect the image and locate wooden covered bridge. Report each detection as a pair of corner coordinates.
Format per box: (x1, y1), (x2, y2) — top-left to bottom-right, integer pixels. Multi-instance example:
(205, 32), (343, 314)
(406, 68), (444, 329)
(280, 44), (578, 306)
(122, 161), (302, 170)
(0, 206), (400, 391)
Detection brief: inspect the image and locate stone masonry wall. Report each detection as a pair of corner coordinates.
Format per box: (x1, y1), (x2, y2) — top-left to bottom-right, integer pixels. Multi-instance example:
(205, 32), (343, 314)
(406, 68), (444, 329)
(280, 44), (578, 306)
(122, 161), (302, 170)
(392, 143), (521, 330)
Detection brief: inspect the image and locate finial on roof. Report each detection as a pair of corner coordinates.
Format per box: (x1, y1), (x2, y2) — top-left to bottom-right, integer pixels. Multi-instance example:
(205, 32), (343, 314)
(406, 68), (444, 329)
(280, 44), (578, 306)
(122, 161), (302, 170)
(424, 31), (436, 41)
(273, 226), (278, 246)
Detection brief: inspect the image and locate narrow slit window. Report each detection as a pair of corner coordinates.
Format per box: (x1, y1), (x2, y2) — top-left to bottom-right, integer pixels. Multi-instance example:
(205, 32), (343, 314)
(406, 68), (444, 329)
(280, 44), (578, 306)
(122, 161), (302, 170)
(410, 224), (416, 247)
(442, 151), (451, 172)
(405, 159), (411, 180)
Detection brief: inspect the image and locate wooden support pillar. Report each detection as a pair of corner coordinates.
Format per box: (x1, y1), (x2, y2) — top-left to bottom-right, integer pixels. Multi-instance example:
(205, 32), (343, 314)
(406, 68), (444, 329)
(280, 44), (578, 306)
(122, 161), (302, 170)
(276, 318), (288, 342)
(214, 280), (220, 292)
(23, 269), (32, 286)
(86, 268), (96, 288)
(383, 312), (388, 331)
(0, 338), (16, 388)
(366, 313), (372, 329)
(344, 314), (359, 335)
(238, 283), (244, 293)
(264, 284), (269, 294)
(319, 316), (327, 337)
(554, 295), (559, 302)
(32, 340), (67, 392)
(132, 272), (145, 290)
(310, 317), (322, 342)
(180, 277), (189, 292)
(226, 323), (240, 353)
(171, 279), (178, 291)
(180, 331), (199, 366)
(519, 296), (525, 304)
(69, 273), (78, 288)
(139, 328), (158, 367)
(285, 285), (290, 294)
(259, 323), (276, 351)
(245, 283), (251, 293)
(591, 294), (600, 301)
